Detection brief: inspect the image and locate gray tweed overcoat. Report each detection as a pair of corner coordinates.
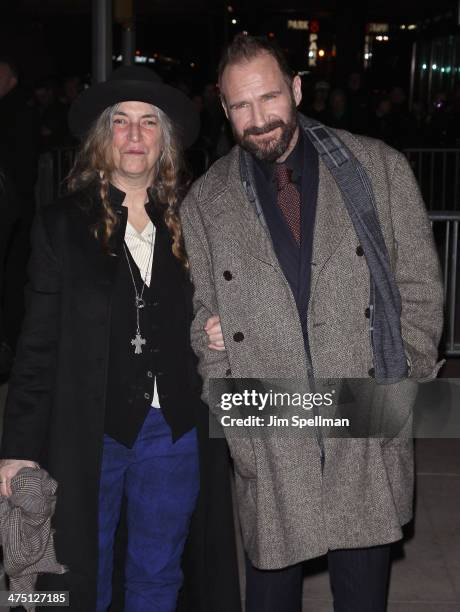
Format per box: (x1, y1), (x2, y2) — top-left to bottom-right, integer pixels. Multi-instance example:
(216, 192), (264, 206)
(180, 125), (444, 570)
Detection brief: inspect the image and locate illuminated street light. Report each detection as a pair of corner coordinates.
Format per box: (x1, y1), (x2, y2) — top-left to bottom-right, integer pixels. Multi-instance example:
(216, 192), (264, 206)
(318, 49), (325, 58)
(231, 18), (237, 25)
(422, 64), (427, 70)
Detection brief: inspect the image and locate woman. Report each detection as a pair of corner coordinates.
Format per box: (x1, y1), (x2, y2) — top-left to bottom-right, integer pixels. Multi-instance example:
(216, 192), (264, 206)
(0, 66), (232, 612)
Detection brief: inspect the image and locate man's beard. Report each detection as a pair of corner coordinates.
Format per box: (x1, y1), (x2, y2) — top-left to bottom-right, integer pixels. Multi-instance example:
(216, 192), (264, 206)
(233, 100), (298, 163)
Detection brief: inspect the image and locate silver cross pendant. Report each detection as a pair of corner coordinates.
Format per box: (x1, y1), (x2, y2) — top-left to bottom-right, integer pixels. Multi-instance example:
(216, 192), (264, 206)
(131, 332), (146, 354)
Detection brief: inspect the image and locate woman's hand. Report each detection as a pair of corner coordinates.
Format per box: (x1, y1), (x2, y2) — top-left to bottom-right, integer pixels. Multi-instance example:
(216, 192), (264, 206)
(204, 315), (226, 351)
(0, 459), (39, 497)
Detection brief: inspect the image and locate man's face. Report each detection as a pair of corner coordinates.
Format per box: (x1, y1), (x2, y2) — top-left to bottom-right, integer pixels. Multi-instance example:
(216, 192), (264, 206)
(111, 101), (163, 186)
(0, 63), (17, 99)
(220, 52), (302, 163)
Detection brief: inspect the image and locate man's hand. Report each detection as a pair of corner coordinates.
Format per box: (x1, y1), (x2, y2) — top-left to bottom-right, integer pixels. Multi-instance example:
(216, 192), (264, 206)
(0, 459), (39, 497)
(205, 315), (226, 351)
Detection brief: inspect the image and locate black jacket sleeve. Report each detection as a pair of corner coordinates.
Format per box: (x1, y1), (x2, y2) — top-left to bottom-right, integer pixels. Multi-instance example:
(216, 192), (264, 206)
(1, 211), (60, 462)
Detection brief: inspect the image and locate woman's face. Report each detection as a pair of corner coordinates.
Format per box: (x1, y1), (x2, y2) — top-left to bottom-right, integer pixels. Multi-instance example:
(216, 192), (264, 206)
(110, 101), (163, 185)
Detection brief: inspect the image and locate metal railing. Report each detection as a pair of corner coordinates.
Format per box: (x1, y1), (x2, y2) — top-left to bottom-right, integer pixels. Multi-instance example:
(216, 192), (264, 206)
(404, 148), (460, 211)
(429, 211), (460, 356)
(36, 147), (76, 208)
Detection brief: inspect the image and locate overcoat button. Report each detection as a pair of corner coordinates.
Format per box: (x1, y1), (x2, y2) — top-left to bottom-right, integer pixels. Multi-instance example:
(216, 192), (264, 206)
(223, 271), (233, 281)
(233, 332), (244, 342)
(144, 392), (150, 400)
(364, 307), (371, 318)
(368, 367), (375, 377)
(356, 245), (364, 256)
(147, 371), (153, 378)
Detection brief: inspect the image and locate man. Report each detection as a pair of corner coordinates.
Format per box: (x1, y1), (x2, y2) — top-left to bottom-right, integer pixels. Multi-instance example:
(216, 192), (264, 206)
(180, 35), (443, 612)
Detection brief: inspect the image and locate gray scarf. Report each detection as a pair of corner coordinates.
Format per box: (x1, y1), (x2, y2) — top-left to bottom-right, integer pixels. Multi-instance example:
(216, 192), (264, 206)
(241, 114), (408, 383)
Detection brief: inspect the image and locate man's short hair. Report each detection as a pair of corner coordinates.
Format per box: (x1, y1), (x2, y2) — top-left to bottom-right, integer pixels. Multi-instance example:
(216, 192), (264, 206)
(218, 34), (294, 89)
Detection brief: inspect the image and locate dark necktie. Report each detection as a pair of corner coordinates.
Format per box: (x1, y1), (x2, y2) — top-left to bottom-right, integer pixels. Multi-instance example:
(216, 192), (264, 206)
(275, 163), (301, 245)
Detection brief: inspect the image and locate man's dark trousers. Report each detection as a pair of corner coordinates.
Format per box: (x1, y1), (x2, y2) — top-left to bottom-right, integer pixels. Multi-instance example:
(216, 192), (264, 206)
(245, 545), (391, 612)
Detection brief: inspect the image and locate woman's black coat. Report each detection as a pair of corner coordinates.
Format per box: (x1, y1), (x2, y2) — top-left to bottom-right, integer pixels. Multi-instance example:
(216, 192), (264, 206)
(1, 182), (241, 612)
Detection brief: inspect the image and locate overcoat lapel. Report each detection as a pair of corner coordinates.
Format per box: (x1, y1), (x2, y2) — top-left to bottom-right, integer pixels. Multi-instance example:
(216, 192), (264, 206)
(207, 155), (281, 269)
(206, 143), (354, 304)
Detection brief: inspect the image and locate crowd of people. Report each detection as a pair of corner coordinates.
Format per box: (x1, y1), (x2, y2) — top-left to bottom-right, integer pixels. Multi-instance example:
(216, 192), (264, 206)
(302, 73), (460, 151)
(4, 56), (460, 162)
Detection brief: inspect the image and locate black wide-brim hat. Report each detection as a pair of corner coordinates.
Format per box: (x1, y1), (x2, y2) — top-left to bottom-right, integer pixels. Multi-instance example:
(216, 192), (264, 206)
(68, 65), (200, 148)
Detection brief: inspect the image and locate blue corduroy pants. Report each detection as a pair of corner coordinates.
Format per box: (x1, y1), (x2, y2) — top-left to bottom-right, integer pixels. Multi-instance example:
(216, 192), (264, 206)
(96, 408), (199, 612)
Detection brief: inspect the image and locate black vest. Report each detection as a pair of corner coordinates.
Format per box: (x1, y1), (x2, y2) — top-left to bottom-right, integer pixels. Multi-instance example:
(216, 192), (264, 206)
(105, 243), (160, 447)
(104, 193), (201, 447)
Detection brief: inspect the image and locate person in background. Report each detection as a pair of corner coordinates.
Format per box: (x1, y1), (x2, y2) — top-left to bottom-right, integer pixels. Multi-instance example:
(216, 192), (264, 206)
(33, 77), (69, 150)
(0, 56), (40, 207)
(389, 86), (417, 150)
(0, 55), (40, 355)
(60, 74), (83, 107)
(408, 100), (428, 148)
(346, 70), (369, 134)
(426, 91), (456, 148)
(368, 95), (398, 148)
(325, 88), (351, 130)
(305, 80), (330, 123)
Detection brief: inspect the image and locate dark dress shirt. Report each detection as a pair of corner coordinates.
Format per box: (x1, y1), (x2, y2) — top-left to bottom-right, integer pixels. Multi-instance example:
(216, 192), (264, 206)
(252, 129), (319, 332)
